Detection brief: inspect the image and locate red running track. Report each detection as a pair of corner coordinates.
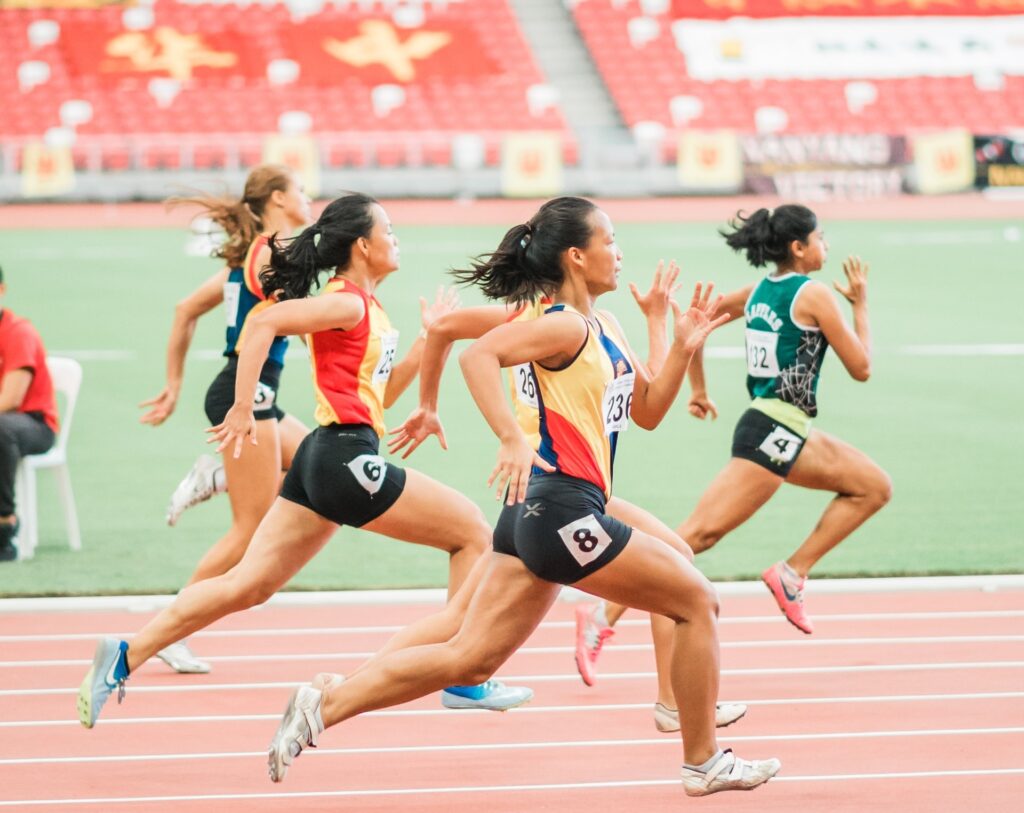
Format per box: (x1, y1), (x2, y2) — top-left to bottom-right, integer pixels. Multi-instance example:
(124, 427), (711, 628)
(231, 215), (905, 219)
(1, 587), (1022, 812)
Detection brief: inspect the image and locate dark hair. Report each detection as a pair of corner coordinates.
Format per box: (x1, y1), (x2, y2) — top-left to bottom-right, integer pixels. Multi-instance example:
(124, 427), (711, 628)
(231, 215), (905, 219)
(720, 204), (818, 268)
(166, 164), (294, 267)
(452, 196), (599, 303)
(260, 192), (378, 301)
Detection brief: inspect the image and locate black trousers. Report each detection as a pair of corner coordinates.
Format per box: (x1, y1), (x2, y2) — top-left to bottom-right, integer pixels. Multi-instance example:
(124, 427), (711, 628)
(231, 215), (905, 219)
(0, 412), (56, 516)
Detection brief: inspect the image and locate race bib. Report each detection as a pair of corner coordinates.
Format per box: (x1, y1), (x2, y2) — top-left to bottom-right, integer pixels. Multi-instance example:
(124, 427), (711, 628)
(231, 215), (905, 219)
(223, 281), (241, 328)
(557, 514), (614, 568)
(746, 328), (781, 378)
(758, 425), (802, 463)
(372, 331), (400, 384)
(252, 381), (275, 412)
(602, 373), (635, 434)
(512, 363), (538, 409)
(347, 453), (387, 496)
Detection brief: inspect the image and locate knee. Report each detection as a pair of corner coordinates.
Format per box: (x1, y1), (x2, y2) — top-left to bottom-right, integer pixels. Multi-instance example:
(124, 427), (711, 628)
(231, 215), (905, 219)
(452, 506), (491, 556)
(447, 639), (504, 686)
(676, 574), (719, 624)
(681, 526), (723, 555)
(223, 571), (276, 611)
(864, 468), (893, 512)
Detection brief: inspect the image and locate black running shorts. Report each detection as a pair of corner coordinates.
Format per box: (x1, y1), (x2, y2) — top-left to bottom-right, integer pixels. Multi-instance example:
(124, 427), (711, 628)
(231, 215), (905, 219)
(731, 407), (807, 476)
(492, 473), (632, 585)
(280, 424), (406, 528)
(204, 356), (285, 424)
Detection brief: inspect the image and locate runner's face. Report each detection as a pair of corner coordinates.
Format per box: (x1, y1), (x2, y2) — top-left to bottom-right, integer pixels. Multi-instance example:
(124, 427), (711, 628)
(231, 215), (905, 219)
(281, 177), (312, 228)
(365, 204), (400, 275)
(578, 209), (622, 296)
(798, 228), (828, 272)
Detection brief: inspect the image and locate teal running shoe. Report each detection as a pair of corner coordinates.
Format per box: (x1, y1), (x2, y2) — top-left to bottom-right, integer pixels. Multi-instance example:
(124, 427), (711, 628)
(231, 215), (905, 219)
(441, 680), (533, 711)
(77, 638), (129, 728)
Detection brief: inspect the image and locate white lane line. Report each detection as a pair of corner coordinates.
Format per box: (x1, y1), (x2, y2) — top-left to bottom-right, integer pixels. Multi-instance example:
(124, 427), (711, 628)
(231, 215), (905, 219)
(900, 344), (1024, 356)
(3, 727), (1023, 766)
(4, 609), (1023, 643)
(2, 768), (1023, 806)
(2, 691), (1021, 729)
(4, 661), (1023, 697)
(5, 634), (1023, 669)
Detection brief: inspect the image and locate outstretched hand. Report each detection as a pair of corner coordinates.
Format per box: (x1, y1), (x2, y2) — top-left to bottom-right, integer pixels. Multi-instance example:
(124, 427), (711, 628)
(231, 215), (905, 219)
(387, 407), (447, 459)
(629, 259), (681, 320)
(420, 286), (461, 333)
(834, 256), (868, 306)
(138, 387), (178, 426)
(688, 392), (719, 421)
(206, 403), (257, 459)
(671, 282), (729, 354)
(489, 436), (555, 506)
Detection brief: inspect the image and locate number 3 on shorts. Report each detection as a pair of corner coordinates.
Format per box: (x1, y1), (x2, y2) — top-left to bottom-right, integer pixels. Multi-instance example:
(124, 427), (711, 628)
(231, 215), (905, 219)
(557, 515), (612, 568)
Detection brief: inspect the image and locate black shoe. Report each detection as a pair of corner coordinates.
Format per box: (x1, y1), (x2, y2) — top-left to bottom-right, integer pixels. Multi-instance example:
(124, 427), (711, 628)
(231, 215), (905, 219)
(0, 520), (19, 562)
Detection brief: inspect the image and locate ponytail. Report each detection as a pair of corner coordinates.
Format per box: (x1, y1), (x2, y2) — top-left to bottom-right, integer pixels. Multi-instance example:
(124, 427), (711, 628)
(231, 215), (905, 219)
(166, 164), (293, 268)
(720, 204), (817, 268)
(452, 196), (598, 303)
(261, 192), (377, 301)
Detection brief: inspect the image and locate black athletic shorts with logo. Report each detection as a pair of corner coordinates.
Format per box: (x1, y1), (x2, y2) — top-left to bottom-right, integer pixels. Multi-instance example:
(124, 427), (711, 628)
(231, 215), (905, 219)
(280, 424), (406, 528)
(731, 407), (807, 476)
(204, 356), (285, 424)
(492, 472), (632, 585)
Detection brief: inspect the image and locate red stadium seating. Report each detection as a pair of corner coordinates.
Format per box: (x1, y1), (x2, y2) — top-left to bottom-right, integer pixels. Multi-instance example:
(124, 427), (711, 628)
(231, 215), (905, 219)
(572, 1), (1024, 137)
(1, 0), (575, 170)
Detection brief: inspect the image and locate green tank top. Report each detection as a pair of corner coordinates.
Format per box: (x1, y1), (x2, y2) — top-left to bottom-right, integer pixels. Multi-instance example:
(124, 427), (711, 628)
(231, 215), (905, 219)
(744, 273), (828, 420)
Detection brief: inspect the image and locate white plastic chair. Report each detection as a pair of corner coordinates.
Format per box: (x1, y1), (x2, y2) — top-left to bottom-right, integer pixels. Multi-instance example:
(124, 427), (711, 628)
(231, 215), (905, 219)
(15, 356), (82, 560)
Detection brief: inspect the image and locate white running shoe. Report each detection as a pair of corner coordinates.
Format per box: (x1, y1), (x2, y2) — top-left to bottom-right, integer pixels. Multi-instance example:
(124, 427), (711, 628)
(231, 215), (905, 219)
(268, 686), (324, 783)
(680, 748), (781, 796)
(166, 454), (220, 527)
(654, 701), (748, 732)
(440, 680), (533, 711)
(156, 640), (211, 674)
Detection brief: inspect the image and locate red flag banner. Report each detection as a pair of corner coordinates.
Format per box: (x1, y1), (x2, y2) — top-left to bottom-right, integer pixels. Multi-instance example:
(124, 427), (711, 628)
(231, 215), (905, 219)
(672, 0), (1024, 18)
(283, 18), (498, 84)
(59, 24), (264, 83)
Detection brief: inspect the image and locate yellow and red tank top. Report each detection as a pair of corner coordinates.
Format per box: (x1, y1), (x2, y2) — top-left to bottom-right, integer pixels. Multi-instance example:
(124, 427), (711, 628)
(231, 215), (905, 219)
(224, 235), (289, 366)
(307, 278), (398, 437)
(504, 297), (551, 448)
(532, 304), (634, 498)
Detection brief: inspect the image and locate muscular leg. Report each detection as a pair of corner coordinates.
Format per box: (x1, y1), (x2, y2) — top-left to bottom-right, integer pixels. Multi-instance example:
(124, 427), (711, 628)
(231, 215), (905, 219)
(319, 553), (560, 724)
(784, 429), (892, 576)
(127, 499), (336, 671)
(185, 419), (282, 585)
(675, 458), (784, 555)
(575, 531), (721, 767)
(605, 497), (694, 707)
(362, 469), (489, 600)
(276, 414), (308, 473)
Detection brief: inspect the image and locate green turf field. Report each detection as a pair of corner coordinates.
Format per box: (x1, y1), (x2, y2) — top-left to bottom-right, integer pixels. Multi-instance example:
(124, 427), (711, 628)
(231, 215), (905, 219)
(2, 215), (1022, 596)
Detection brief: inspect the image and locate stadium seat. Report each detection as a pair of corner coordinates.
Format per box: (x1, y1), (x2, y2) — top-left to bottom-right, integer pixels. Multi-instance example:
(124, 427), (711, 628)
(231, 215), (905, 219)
(14, 356), (83, 561)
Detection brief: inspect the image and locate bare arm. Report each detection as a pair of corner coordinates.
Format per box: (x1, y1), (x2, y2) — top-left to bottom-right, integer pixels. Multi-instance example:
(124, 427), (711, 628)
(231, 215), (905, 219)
(686, 282), (753, 420)
(209, 293), (366, 458)
(459, 314), (583, 504)
(0, 370), (33, 413)
(139, 268), (228, 426)
(628, 260), (681, 377)
(382, 287), (460, 409)
(387, 304), (512, 458)
(795, 257), (871, 381)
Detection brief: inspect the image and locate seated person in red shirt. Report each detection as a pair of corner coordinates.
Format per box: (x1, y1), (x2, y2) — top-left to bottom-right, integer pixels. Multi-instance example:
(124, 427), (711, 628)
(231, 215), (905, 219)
(0, 266), (58, 561)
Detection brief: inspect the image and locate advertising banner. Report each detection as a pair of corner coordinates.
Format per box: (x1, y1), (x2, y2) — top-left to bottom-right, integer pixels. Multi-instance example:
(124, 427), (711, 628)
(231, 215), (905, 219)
(20, 143), (75, 198)
(911, 129), (975, 194)
(677, 129), (743, 191)
(501, 133), (563, 198)
(974, 135), (1024, 188)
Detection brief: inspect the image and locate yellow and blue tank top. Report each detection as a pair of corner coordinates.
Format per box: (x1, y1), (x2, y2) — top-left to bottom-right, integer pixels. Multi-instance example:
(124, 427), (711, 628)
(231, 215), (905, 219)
(744, 272), (828, 435)
(223, 235), (289, 367)
(505, 298), (551, 449)
(531, 304), (634, 499)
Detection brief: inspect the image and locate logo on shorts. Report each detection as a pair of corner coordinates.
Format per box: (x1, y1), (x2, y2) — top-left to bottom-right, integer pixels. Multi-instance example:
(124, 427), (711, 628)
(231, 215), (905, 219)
(523, 502), (544, 518)
(347, 454), (387, 496)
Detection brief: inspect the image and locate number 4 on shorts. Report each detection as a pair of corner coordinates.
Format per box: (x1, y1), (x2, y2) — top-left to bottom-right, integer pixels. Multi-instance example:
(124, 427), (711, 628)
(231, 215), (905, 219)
(557, 515), (613, 568)
(758, 426), (802, 464)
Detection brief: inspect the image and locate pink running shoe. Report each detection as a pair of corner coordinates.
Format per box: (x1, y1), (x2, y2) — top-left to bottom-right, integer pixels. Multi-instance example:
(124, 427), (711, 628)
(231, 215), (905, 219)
(574, 604), (615, 686)
(761, 562), (814, 634)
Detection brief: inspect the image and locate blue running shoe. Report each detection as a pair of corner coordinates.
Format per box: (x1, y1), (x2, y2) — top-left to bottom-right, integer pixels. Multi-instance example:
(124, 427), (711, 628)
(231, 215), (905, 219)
(77, 638), (129, 728)
(441, 680), (533, 711)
